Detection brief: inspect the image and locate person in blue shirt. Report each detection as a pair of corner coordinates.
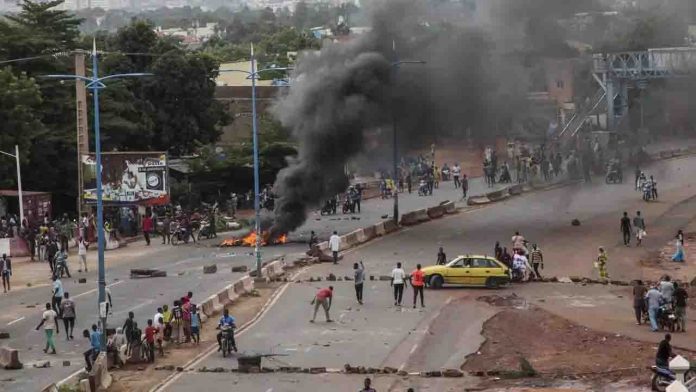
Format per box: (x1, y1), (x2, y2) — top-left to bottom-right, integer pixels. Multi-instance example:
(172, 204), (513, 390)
(83, 324), (101, 371)
(216, 308), (237, 352)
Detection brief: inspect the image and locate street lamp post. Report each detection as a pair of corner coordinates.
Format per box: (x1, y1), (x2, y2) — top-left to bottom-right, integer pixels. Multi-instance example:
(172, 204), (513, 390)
(42, 40), (152, 350)
(217, 44), (291, 279)
(0, 145), (24, 226)
(390, 60), (426, 224)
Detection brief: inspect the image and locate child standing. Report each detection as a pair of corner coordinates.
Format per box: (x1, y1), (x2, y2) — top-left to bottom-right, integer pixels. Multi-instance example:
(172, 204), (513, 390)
(190, 305), (201, 344)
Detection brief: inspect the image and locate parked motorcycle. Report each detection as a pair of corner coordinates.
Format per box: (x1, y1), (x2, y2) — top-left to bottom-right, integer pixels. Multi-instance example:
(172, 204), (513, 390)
(170, 223), (190, 245)
(651, 365), (696, 391)
(605, 161), (623, 184)
(658, 305), (677, 332)
(197, 220), (215, 241)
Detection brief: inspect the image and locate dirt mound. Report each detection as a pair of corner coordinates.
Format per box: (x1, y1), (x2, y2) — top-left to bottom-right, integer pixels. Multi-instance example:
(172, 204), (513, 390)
(463, 307), (658, 384)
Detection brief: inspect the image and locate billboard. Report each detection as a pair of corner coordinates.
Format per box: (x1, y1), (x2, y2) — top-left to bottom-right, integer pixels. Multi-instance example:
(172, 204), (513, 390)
(82, 152), (169, 206)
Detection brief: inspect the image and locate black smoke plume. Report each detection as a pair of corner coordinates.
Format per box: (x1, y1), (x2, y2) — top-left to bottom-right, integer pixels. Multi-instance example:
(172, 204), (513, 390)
(271, 0), (598, 234)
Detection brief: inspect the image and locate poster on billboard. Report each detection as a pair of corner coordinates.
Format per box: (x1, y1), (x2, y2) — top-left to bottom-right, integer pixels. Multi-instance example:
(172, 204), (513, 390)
(82, 152), (170, 206)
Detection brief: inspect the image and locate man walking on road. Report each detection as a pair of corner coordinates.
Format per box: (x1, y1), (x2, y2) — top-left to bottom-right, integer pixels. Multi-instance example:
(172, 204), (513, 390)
(674, 282), (688, 332)
(410, 264), (425, 308)
(436, 247), (447, 265)
(391, 262), (407, 307)
(60, 292), (76, 340)
(142, 213), (153, 246)
(633, 211), (646, 246)
(354, 261), (365, 304)
(35, 303), (58, 354)
(620, 212), (632, 246)
(646, 284), (663, 332)
(461, 174), (469, 198)
(529, 244), (543, 280)
(77, 237), (88, 273)
(329, 231), (340, 264)
(632, 280), (647, 325)
(452, 163), (461, 188)
(1, 253), (11, 292)
(52, 276), (64, 317)
(310, 286), (333, 323)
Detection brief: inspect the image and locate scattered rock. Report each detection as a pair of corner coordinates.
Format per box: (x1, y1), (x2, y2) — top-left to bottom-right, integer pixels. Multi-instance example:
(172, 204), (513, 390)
(397, 370), (408, 376)
(309, 277), (315, 282)
(379, 275), (391, 281)
(0, 332), (10, 339)
(33, 361), (51, 368)
(62, 361), (70, 367)
(557, 277), (573, 283)
(344, 276), (353, 281)
(571, 219), (581, 226)
(78, 278), (87, 284)
(423, 370), (442, 377)
(569, 276), (582, 283)
(203, 264), (217, 274)
(383, 366), (397, 374)
(443, 369), (463, 377)
(231, 266), (248, 273)
(309, 367), (326, 374)
(327, 273), (337, 281)
(370, 275), (375, 281)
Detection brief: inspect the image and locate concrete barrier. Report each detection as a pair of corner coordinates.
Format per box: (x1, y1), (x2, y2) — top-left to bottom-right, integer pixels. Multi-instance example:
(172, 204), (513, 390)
(0, 346), (22, 369)
(201, 295), (217, 317)
(660, 151), (672, 159)
(89, 352), (111, 391)
(399, 211), (419, 226)
(317, 241), (329, 251)
(441, 201), (456, 214)
(362, 225), (377, 241)
(354, 228), (368, 244)
(507, 184), (523, 195)
(467, 195), (490, 205)
(344, 231), (359, 247)
(374, 222), (386, 236)
(383, 220), (399, 233)
(414, 208), (430, 222)
(226, 285), (239, 303)
(426, 205), (445, 219)
(485, 189), (509, 202)
(241, 275), (254, 292)
(217, 290), (231, 306)
(339, 235), (350, 250)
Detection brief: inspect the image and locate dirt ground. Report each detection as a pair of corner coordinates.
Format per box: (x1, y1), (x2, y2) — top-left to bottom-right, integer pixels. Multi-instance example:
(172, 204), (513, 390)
(462, 295), (690, 391)
(107, 283), (281, 392)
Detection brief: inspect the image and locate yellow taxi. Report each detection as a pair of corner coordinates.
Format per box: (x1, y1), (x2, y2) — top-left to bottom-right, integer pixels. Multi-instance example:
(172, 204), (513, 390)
(422, 255), (510, 289)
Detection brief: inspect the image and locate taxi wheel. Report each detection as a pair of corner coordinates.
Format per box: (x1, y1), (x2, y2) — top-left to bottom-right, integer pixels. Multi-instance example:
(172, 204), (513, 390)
(486, 277), (501, 289)
(429, 275), (444, 289)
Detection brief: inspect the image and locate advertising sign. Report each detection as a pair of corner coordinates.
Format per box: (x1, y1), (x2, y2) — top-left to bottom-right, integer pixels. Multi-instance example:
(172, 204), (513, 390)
(82, 152), (169, 206)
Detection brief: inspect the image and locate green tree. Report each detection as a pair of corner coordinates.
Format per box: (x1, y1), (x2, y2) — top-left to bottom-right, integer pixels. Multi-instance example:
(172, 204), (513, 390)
(0, 0), (83, 211)
(0, 68), (45, 188)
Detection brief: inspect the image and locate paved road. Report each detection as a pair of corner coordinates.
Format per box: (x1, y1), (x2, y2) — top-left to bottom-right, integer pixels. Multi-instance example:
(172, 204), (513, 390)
(166, 155), (696, 392)
(0, 175), (506, 391)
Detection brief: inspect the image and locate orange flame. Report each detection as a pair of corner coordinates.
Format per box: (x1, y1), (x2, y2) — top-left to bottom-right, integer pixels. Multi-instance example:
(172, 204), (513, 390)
(220, 231), (288, 247)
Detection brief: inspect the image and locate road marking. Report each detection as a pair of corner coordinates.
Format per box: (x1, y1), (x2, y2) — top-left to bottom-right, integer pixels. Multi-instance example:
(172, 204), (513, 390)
(150, 266), (311, 392)
(409, 343), (419, 354)
(72, 280), (124, 300)
(7, 316), (25, 326)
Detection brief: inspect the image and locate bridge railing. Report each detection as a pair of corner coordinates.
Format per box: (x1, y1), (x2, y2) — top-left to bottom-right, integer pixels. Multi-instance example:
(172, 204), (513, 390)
(594, 48), (696, 79)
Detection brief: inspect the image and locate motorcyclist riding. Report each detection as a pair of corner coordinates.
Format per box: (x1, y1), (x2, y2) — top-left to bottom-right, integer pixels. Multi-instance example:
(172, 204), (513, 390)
(216, 308), (238, 353)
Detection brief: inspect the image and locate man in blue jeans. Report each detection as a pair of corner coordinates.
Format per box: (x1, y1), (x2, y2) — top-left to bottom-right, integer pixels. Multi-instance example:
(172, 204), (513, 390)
(84, 324), (101, 371)
(646, 284), (663, 332)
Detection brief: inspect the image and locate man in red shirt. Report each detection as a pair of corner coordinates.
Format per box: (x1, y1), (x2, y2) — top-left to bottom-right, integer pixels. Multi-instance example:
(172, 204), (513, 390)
(410, 264), (425, 308)
(310, 286), (333, 323)
(142, 214), (153, 246)
(144, 319), (158, 362)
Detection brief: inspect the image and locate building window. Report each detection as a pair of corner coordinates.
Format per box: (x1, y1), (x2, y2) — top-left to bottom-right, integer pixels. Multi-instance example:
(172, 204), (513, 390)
(556, 80), (565, 89)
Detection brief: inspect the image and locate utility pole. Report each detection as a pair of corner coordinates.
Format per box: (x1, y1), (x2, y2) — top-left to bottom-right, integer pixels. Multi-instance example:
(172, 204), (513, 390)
(75, 50), (89, 218)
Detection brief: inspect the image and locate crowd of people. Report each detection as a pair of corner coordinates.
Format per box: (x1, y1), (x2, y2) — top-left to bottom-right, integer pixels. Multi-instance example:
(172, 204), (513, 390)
(633, 275), (688, 334)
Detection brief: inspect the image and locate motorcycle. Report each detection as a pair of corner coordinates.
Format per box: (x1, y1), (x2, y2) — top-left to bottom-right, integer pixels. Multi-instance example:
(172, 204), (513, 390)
(170, 223), (190, 245)
(417, 180), (429, 196)
(651, 365), (696, 391)
(219, 325), (237, 358)
(605, 163), (623, 184)
(643, 182), (654, 201)
(658, 305), (677, 332)
(320, 199), (336, 216)
(197, 220), (215, 241)
(342, 197), (354, 214)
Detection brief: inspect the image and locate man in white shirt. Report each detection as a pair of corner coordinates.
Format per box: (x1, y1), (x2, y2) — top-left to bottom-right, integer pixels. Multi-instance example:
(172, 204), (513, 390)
(153, 307), (164, 330)
(78, 237), (88, 273)
(511, 231), (526, 253)
(390, 262), (407, 307)
(452, 164), (461, 188)
(329, 231), (341, 265)
(36, 303), (59, 354)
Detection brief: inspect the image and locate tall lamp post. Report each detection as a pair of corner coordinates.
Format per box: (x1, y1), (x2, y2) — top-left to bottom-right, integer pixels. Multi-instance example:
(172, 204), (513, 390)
(391, 60), (426, 224)
(0, 145), (24, 226)
(42, 40), (152, 350)
(217, 44), (291, 279)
